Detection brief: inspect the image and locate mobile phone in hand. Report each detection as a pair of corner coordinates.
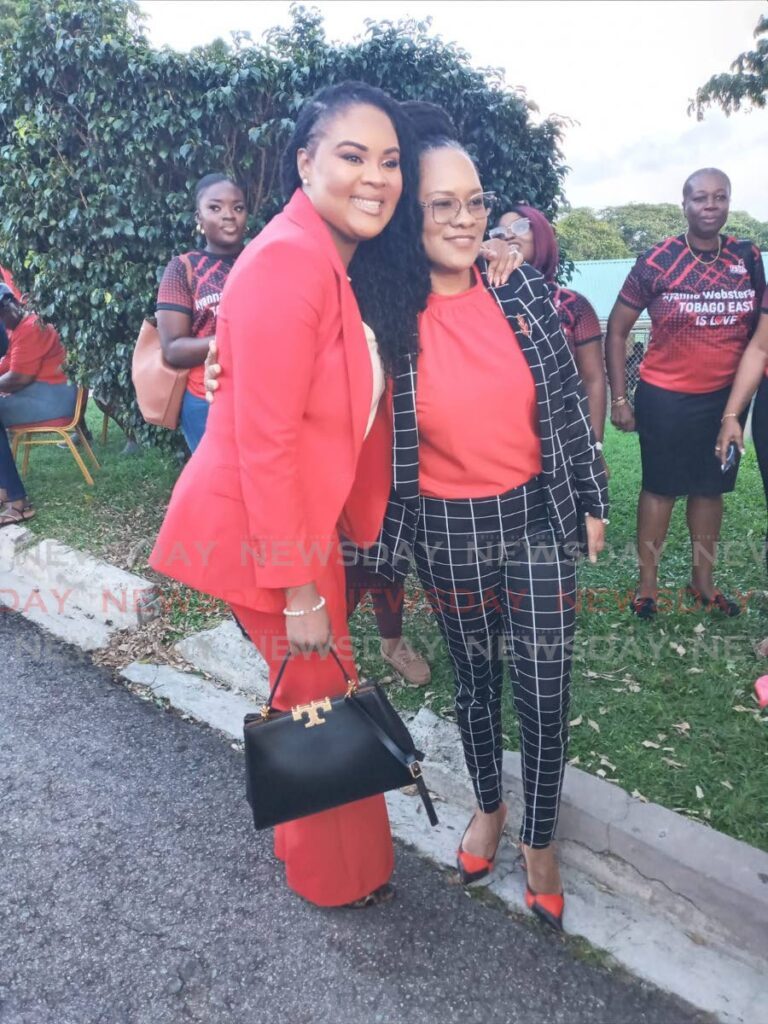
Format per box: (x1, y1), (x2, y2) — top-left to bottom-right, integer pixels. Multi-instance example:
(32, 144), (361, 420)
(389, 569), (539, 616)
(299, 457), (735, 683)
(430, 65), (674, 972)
(721, 441), (738, 473)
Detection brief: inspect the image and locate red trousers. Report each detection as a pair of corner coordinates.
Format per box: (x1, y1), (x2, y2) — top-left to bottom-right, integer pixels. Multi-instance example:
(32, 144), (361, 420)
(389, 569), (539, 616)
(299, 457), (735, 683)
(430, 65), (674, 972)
(231, 542), (394, 907)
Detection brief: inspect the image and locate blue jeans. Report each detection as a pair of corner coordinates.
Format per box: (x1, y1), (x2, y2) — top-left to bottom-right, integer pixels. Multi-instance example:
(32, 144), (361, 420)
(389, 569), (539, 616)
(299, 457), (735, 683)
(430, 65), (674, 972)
(180, 391), (209, 453)
(0, 424), (25, 501)
(0, 381), (77, 427)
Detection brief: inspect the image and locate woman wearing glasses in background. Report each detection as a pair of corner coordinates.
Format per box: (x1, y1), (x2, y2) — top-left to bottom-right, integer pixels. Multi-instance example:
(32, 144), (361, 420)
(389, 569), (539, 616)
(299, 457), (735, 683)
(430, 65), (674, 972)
(492, 206), (607, 455)
(368, 120), (608, 931)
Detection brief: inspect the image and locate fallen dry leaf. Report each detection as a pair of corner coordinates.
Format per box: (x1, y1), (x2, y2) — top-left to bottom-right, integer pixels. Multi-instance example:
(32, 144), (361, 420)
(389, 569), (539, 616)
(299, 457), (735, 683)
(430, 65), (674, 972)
(671, 721), (691, 735)
(662, 757), (685, 769)
(631, 789), (649, 803)
(695, 785), (704, 800)
(642, 740), (660, 749)
(720, 780), (734, 790)
(569, 714), (583, 727)
(587, 719), (600, 733)
(693, 623), (706, 635)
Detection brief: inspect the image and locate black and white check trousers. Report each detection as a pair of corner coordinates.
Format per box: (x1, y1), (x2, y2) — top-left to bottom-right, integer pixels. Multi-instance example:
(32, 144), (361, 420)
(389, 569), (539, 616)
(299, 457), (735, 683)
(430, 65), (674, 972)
(413, 479), (576, 848)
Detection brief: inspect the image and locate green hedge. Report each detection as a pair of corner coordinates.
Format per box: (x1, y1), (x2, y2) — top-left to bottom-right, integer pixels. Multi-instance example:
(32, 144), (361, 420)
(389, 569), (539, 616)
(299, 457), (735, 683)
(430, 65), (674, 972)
(0, 0), (567, 443)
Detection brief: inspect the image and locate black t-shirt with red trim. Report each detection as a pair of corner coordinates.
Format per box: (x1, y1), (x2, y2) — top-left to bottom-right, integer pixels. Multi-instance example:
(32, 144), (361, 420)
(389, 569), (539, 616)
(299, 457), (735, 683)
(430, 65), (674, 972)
(619, 234), (765, 393)
(552, 286), (602, 352)
(156, 249), (239, 398)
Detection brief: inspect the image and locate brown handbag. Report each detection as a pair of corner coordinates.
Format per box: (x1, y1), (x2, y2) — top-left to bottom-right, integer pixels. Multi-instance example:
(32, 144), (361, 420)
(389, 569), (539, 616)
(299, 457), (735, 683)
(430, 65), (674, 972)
(131, 255), (192, 430)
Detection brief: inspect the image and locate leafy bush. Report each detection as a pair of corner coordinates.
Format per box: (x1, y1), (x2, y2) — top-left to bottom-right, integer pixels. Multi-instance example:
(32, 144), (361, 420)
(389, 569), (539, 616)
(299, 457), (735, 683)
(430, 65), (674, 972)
(0, 0), (566, 442)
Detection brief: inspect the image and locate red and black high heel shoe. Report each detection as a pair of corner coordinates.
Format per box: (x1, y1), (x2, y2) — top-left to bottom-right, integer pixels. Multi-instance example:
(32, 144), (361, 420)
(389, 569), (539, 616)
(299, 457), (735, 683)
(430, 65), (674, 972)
(456, 806), (507, 885)
(524, 887), (564, 932)
(521, 847), (565, 932)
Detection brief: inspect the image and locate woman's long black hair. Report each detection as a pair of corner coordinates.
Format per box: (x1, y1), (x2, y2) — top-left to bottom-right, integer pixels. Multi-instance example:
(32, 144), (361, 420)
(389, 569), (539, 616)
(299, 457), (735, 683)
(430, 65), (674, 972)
(281, 82), (430, 374)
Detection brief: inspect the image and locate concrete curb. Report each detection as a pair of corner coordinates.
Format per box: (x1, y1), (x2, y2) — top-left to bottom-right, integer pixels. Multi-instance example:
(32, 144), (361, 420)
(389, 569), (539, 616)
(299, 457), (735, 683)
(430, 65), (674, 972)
(0, 525), (157, 649)
(409, 708), (768, 960)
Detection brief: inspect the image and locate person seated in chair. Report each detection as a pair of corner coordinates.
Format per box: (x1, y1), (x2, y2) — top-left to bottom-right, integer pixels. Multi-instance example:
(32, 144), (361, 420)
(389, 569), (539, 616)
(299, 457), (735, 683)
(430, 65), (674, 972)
(0, 283), (76, 526)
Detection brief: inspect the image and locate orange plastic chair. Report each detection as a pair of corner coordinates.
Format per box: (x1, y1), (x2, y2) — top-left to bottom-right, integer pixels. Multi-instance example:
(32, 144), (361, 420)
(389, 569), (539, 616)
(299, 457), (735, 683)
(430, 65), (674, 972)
(9, 386), (100, 486)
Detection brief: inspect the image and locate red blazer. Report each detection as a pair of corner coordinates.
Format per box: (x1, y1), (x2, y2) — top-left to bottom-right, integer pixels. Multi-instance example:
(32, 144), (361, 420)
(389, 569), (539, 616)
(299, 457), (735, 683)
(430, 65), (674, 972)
(150, 190), (392, 612)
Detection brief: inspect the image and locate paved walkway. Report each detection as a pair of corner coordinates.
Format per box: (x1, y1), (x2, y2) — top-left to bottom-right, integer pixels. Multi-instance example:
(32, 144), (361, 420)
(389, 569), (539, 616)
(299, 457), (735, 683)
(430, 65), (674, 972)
(0, 613), (710, 1024)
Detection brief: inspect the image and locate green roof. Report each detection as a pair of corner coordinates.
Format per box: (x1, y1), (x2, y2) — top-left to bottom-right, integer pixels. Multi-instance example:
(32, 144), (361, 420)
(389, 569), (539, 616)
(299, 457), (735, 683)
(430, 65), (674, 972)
(569, 254), (768, 322)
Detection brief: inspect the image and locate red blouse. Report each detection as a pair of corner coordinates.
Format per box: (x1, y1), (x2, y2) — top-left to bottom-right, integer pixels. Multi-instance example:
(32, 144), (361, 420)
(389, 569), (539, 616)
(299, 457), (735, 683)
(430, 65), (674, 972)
(0, 314), (67, 385)
(416, 275), (541, 499)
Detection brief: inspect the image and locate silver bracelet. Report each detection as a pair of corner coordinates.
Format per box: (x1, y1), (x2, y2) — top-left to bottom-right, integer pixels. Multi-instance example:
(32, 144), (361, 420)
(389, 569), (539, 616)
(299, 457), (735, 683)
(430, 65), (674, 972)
(585, 513), (610, 525)
(283, 595), (326, 617)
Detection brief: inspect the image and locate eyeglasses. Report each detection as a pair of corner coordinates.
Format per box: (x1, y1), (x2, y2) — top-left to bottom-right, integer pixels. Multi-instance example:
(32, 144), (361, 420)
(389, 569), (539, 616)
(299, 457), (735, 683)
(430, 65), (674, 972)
(419, 192), (497, 224)
(488, 217), (531, 241)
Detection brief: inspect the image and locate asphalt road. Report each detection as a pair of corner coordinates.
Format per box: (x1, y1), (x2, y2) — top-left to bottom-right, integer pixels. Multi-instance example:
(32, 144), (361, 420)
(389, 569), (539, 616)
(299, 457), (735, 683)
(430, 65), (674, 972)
(0, 613), (710, 1024)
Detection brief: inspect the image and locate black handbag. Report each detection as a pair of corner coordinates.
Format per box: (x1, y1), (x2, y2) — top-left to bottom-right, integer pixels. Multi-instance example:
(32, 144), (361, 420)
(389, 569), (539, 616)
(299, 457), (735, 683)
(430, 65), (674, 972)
(243, 649), (438, 830)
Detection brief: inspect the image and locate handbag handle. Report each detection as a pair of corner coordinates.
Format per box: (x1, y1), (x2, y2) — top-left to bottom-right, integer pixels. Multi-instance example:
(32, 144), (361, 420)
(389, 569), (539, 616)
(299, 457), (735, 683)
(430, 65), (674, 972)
(260, 647), (355, 719)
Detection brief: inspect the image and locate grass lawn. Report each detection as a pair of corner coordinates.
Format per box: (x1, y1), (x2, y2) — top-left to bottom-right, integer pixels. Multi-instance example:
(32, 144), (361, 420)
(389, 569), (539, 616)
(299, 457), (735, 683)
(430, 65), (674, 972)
(13, 404), (768, 851)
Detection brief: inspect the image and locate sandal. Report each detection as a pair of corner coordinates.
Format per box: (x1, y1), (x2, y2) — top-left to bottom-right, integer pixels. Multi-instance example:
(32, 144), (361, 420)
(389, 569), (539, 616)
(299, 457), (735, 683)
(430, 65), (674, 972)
(630, 595), (657, 620)
(0, 502), (35, 528)
(345, 883), (395, 909)
(685, 585), (740, 618)
(380, 638), (431, 687)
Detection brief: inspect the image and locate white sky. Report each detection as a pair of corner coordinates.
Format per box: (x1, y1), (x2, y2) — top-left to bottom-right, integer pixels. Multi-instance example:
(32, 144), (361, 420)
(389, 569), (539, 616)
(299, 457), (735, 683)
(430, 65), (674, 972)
(139, 0), (768, 218)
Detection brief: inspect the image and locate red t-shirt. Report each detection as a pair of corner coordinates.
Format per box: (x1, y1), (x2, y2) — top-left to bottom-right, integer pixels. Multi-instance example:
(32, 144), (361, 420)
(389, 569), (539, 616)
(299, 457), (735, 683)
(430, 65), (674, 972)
(0, 314), (67, 385)
(553, 287), (602, 352)
(416, 275), (542, 499)
(619, 234), (765, 394)
(156, 249), (239, 399)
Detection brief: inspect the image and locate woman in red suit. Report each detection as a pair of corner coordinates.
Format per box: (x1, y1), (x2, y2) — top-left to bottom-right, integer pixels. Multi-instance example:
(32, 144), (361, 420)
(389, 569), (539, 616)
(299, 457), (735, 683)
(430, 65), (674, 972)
(150, 82), (429, 908)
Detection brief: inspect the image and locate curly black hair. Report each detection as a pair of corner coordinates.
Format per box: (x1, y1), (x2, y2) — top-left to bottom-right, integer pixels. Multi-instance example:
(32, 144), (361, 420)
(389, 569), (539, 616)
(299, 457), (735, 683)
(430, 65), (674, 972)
(280, 82), (430, 374)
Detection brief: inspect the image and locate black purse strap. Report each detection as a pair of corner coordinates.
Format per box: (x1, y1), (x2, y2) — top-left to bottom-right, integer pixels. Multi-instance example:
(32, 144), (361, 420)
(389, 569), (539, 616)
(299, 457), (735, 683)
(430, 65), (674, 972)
(347, 693), (439, 827)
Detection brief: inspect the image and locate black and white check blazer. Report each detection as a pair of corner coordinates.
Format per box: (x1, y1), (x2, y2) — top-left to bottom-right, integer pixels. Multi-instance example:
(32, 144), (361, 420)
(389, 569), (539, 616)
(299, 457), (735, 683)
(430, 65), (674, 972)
(363, 261), (609, 580)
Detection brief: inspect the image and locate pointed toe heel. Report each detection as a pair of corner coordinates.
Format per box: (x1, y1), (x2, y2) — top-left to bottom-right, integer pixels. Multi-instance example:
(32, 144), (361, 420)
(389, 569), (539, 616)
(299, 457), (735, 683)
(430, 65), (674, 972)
(524, 885), (564, 932)
(456, 806), (507, 886)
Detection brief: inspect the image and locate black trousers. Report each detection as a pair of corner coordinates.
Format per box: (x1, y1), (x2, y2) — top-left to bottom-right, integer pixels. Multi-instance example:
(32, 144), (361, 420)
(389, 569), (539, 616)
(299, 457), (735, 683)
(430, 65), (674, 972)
(413, 479), (576, 848)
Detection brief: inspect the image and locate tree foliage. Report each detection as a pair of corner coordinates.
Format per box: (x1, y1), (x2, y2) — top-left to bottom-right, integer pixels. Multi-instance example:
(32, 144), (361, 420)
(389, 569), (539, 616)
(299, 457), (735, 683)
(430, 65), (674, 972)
(555, 209), (631, 261)
(0, 0), (567, 444)
(691, 13), (768, 118)
(556, 203), (768, 261)
(599, 203), (684, 255)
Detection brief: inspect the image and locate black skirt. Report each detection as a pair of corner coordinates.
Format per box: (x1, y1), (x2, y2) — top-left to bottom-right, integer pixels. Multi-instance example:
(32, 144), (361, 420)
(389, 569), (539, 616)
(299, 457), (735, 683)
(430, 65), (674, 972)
(633, 379), (744, 497)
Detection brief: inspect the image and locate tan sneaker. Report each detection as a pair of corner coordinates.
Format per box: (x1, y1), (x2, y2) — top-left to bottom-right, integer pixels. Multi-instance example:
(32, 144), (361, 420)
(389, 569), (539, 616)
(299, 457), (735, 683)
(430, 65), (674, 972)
(380, 637), (431, 687)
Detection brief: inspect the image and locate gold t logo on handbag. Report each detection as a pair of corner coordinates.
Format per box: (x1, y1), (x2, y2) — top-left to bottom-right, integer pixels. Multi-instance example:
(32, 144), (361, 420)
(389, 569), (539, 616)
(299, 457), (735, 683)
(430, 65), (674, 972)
(291, 697), (332, 728)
